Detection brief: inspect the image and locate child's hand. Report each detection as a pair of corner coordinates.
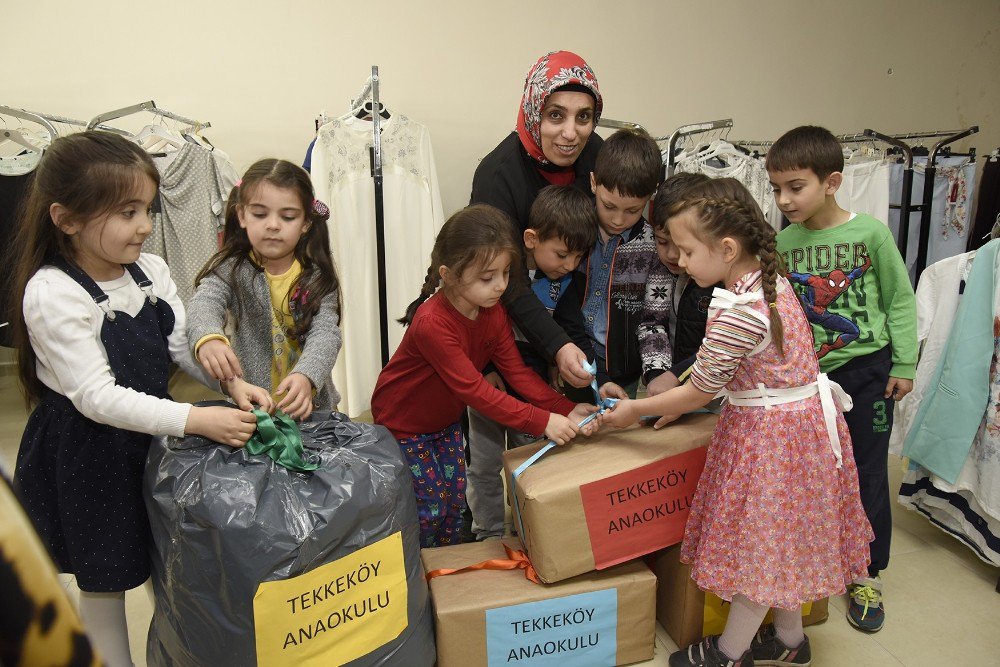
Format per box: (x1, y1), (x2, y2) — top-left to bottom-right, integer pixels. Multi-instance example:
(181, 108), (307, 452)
(276, 372), (314, 421)
(223, 377), (275, 413)
(646, 372), (680, 397)
(544, 412), (580, 446)
(568, 403), (600, 435)
(599, 382), (628, 400)
(885, 377), (913, 401)
(185, 405), (258, 447)
(602, 399), (638, 429)
(649, 413), (681, 430)
(197, 339), (244, 382)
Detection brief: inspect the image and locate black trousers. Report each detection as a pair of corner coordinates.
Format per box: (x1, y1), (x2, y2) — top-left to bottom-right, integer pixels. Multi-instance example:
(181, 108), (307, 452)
(829, 346), (895, 576)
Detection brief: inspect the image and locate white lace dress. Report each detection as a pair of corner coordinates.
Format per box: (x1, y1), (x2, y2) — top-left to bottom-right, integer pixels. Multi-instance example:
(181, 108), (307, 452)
(311, 113), (445, 416)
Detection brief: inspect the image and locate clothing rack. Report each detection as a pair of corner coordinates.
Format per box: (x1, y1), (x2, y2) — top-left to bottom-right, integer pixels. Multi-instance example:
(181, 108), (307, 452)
(21, 109), (131, 136)
(86, 100), (211, 133)
(351, 67), (390, 367)
(0, 106), (60, 143)
(665, 119), (734, 176)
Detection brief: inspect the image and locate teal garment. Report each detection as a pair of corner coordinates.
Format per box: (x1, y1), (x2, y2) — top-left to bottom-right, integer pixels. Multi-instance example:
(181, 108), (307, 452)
(902, 239), (1000, 483)
(246, 410), (319, 472)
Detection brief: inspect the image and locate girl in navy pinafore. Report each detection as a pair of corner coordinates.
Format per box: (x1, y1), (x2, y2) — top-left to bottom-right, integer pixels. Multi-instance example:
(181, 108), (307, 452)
(9, 131), (269, 667)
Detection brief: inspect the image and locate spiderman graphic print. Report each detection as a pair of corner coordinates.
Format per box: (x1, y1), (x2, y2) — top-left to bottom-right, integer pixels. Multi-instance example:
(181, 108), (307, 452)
(788, 254), (872, 358)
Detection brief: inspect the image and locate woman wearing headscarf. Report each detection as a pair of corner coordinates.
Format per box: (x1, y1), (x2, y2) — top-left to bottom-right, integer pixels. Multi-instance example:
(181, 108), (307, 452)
(470, 50), (603, 387)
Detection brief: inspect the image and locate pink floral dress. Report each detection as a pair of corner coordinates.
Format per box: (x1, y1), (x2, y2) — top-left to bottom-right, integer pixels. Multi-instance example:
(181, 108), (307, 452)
(679, 271), (873, 609)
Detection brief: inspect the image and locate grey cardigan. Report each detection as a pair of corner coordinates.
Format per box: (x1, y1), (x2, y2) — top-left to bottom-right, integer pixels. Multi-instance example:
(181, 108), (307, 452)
(187, 257), (342, 409)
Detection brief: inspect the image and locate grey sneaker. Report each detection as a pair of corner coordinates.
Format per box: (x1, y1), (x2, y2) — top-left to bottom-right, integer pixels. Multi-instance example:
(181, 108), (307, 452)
(847, 576), (885, 632)
(669, 636), (753, 667)
(751, 624), (812, 666)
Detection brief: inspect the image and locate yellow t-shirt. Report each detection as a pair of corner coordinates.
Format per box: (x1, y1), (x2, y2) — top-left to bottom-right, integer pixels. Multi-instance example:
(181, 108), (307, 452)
(266, 260), (303, 397)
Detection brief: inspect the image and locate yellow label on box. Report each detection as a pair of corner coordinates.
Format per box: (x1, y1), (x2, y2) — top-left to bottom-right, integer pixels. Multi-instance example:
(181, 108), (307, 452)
(702, 593), (812, 637)
(253, 532), (408, 666)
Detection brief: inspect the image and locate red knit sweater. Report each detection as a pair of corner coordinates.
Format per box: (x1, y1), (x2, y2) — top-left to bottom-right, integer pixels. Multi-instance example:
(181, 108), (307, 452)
(371, 292), (575, 439)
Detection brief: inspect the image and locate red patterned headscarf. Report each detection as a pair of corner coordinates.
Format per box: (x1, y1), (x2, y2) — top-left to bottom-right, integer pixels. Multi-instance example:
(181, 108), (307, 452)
(516, 50), (602, 165)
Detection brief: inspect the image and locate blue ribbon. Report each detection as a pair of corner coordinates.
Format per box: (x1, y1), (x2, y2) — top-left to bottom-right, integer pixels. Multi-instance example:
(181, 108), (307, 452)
(511, 358), (617, 550)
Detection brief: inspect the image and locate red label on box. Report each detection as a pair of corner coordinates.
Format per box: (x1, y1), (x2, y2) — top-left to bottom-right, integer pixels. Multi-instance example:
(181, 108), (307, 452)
(579, 447), (707, 570)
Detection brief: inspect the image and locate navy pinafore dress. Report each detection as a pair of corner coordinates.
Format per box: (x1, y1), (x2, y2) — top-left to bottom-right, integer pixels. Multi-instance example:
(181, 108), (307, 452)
(15, 260), (175, 592)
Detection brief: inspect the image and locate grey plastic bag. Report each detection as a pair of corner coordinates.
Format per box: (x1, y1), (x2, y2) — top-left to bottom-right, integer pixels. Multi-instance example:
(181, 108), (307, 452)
(144, 409), (435, 667)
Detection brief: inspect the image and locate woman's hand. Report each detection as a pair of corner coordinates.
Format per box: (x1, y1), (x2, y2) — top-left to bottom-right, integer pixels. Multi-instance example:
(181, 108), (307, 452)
(599, 382), (628, 400)
(602, 399), (638, 429)
(544, 412), (581, 445)
(555, 343), (592, 389)
(223, 377), (275, 413)
(484, 371), (506, 392)
(197, 339), (243, 382)
(276, 373), (314, 420)
(185, 405), (258, 447)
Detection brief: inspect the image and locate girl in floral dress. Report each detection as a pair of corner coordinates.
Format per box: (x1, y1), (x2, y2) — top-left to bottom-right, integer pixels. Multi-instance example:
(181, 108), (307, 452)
(604, 180), (873, 667)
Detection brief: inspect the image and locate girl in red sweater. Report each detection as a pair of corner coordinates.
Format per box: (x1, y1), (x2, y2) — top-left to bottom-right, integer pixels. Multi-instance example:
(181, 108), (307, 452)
(371, 204), (598, 547)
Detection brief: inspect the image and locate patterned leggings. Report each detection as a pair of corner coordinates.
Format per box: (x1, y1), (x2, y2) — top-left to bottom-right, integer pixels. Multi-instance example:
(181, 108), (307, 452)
(398, 423), (466, 548)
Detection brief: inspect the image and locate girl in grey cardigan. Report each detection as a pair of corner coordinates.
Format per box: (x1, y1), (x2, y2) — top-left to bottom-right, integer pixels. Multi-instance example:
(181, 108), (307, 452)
(188, 159), (342, 419)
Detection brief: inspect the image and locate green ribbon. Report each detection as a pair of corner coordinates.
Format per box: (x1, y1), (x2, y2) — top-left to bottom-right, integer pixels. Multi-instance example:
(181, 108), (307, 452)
(245, 409), (319, 472)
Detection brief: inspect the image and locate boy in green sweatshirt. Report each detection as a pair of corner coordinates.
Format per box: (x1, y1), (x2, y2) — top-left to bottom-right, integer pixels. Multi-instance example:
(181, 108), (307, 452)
(767, 126), (917, 636)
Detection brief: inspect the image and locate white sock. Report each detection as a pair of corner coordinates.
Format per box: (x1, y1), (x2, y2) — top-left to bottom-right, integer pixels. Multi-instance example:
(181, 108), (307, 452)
(78, 590), (133, 667)
(718, 594), (769, 660)
(773, 606), (805, 648)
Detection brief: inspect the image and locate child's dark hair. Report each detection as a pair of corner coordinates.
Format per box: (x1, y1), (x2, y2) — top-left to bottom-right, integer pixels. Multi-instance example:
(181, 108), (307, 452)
(195, 158), (340, 342)
(765, 125), (844, 180)
(667, 178), (787, 354)
(651, 172), (710, 230)
(9, 131), (160, 406)
(593, 128), (661, 198)
(400, 204), (521, 325)
(528, 185), (598, 254)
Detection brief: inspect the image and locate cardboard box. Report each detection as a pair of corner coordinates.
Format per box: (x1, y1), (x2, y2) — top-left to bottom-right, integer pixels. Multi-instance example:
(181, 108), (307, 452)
(502, 414), (716, 583)
(650, 544), (829, 649)
(421, 539), (656, 667)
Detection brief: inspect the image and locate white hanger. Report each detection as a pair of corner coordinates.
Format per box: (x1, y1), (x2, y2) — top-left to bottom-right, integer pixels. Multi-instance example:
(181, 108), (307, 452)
(136, 123), (186, 154)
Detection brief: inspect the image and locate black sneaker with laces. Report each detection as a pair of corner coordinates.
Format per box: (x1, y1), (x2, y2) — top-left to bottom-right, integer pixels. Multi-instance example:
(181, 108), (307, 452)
(668, 635), (753, 667)
(751, 624), (812, 666)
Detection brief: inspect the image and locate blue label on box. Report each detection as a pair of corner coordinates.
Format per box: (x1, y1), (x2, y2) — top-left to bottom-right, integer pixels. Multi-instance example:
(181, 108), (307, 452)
(485, 588), (617, 666)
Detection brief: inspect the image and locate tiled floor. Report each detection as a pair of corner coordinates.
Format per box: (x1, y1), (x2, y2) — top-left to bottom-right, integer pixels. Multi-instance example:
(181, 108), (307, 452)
(2, 371), (999, 666)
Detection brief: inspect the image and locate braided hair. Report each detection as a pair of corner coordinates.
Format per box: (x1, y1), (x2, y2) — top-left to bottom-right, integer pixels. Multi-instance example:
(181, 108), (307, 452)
(666, 178), (787, 354)
(399, 204), (521, 325)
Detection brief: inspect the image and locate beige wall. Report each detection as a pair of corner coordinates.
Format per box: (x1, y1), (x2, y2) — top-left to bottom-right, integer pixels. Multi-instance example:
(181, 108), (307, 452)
(4, 0), (999, 219)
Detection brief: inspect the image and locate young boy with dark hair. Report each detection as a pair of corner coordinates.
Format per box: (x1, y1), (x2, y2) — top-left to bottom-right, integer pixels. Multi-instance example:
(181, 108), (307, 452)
(768, 125), (917, 637)
(467, 185), (597, 540)
(580, 128), (669, 398)
(640, 172), (716, 402)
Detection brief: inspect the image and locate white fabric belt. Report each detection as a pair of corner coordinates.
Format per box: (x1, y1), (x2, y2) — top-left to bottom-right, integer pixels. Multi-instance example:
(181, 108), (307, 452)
(722, 373), (853, 468)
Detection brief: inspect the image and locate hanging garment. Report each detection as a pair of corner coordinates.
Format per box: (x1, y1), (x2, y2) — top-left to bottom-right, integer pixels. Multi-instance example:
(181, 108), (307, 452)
(142, 142), (235, 304)
(674, 149), (777, 227)
(889, 250), (977, 457)
(887, 156), (976, 281)
(902, 239), (999, 483)
(311, 113), (445, 417)
(968, 158), (1000, 251)
(835, 158), (892, 224)
(0, 172), (33, 346)
(898, 466), (1000, 566)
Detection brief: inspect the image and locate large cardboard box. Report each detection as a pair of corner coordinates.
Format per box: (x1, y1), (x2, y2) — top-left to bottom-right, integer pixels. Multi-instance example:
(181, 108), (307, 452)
(650, 544), (830, 649)
(502, 414), (716, 583)
(421, 539), (656, 666)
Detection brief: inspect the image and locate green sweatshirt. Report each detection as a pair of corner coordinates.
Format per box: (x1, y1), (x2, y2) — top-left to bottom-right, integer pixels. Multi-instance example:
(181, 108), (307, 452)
(776, 213), (917, 379)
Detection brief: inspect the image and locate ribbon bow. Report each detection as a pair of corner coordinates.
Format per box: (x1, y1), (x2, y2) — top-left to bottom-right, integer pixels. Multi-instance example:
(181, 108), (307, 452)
(708, 287), (763, 312)
(425, 543), (541, 584)
(246, 409), (320, 472)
